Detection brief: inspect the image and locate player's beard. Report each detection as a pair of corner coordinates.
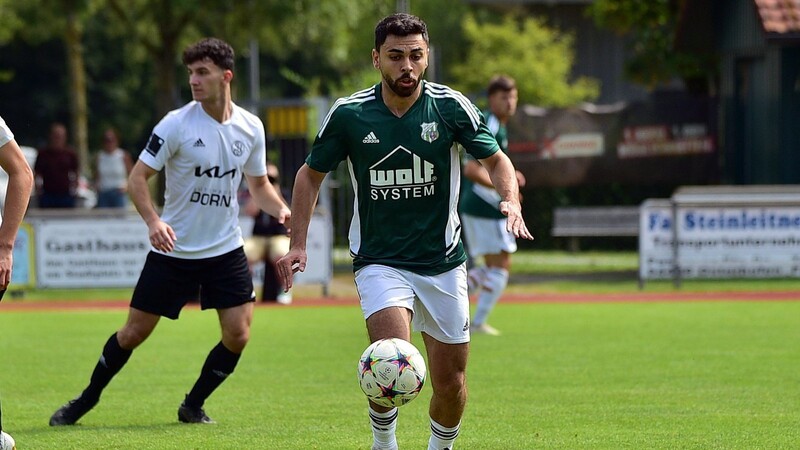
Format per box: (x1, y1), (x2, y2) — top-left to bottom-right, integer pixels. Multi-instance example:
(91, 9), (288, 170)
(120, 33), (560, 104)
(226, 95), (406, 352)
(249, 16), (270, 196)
(384, 73), (420, 97)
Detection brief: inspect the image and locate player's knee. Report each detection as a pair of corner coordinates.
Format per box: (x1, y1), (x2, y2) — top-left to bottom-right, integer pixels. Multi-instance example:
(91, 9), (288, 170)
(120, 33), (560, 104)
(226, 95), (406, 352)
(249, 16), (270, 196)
(432, 371), (467, 402)
(222, 329), (250, 352)
(116, 326), (151, 349)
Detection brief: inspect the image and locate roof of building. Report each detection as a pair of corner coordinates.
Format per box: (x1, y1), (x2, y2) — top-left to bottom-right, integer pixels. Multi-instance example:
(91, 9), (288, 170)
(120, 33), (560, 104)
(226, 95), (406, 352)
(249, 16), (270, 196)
(754, 0), (800, 35)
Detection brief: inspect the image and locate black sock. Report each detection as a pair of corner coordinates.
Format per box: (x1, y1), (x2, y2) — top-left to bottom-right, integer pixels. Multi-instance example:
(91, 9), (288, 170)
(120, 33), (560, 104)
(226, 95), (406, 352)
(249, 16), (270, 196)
(184, 342), (240, 408)
(83, 333), (132, 400)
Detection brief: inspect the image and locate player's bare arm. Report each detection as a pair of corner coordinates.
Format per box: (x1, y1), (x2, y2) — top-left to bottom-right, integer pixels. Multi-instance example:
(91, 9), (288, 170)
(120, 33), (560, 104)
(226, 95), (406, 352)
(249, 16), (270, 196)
(479, 151), (533, 241)
(128, 160), (177, 253)
(464, 157), (526, 190)
(244, 174), (290, 225)
(276, 164), (326, 290)
(0, 138), (33, 289)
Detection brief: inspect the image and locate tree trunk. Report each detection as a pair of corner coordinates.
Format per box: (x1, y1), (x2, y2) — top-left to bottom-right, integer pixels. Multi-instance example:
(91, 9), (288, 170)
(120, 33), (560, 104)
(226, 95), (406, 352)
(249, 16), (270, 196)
(64, 10), (89, 177)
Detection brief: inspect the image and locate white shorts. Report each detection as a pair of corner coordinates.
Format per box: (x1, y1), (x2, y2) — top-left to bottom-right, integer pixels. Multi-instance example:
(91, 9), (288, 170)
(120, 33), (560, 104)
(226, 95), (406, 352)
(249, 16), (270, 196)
(461, 214), (518, 258)
(354, 264), (471, 344)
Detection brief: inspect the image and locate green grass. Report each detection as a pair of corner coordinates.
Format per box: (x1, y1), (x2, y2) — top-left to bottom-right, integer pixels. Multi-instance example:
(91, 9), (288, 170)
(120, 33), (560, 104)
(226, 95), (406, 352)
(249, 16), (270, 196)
(11, 250), (800, 302)
(1, 300), (799, 449)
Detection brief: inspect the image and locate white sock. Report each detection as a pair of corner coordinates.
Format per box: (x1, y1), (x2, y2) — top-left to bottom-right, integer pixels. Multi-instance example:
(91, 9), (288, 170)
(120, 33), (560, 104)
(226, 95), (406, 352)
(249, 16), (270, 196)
(472, 267), (508, 325)
(467, 266), (486, 293)
(369, 406), (398, 450)
(428, 418), (460, 450)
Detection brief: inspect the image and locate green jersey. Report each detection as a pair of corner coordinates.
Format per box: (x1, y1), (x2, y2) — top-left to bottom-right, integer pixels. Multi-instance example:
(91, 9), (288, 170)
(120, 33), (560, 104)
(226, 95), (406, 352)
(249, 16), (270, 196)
(459, 111), (508, 219)
(308, 81), (499, 275)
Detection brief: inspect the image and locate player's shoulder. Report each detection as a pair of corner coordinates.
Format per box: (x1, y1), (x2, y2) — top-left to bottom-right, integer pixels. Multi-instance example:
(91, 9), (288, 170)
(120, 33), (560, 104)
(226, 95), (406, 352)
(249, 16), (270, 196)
(329, 85), (379, 116)
(422, 81), (474, 108)
(231, 103), (265, 131)
(423, 81), (483, 129)
(157, 101), (199, 130)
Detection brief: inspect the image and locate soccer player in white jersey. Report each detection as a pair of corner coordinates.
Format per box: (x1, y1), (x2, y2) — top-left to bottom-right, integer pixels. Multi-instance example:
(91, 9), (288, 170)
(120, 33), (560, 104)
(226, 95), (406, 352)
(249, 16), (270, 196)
(0, 116), (35, 444)
(277, 14), (532, 450)
(50, 37), (290, 426)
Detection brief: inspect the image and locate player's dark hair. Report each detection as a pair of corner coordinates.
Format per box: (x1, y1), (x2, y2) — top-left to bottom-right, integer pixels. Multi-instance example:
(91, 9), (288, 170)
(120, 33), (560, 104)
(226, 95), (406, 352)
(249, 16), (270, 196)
(374, 13), (429, 50)
(487, 75), (517, 96)
(182, 37), (235, 71)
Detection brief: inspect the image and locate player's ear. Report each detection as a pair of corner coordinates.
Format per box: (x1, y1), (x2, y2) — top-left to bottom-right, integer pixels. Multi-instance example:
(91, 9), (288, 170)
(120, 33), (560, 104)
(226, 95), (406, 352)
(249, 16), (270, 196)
(223, 69), (234, 83)
(372, 49), (380, 70)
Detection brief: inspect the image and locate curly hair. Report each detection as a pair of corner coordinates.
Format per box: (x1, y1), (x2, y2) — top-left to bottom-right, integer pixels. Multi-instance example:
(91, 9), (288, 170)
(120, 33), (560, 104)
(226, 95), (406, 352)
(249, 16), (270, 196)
(182, 37), (235, 71)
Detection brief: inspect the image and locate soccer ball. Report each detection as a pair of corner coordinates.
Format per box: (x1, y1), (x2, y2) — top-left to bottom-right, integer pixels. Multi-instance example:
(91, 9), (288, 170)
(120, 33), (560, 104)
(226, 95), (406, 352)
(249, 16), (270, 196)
(357, 338), (426, 407)
(0, 431), (15, 450)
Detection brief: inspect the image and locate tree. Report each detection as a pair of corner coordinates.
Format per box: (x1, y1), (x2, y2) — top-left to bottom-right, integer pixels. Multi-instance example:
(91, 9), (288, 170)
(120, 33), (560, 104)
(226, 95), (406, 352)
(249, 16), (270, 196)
(586, 0), (716, 92)
(449, 14), (599, 107)
(5, 0), (95, 176)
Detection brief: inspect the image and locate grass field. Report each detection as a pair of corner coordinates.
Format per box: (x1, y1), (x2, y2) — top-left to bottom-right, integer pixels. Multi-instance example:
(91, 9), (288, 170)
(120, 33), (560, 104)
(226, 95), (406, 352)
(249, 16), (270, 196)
(1, 298), (799, 449)
(1, 250), (799, 449)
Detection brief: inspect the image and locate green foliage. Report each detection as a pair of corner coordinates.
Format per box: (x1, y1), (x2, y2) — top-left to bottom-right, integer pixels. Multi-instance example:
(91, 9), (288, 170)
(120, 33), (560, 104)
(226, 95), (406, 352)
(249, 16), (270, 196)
(450, 14), (599, 107)
(586, 0), (716, 89)
(1, 301), (798, 448)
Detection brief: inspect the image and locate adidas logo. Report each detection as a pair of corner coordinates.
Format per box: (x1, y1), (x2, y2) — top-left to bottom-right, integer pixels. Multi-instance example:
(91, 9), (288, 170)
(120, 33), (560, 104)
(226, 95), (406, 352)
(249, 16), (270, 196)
(193, 138), (205, 147)
(362, 132), (380, 144)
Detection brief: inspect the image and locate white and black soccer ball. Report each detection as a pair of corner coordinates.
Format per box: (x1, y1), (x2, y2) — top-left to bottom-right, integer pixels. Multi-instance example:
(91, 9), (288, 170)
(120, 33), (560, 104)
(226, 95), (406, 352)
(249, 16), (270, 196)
(0, 431), (15, 450)
(357, 338), (426, 407)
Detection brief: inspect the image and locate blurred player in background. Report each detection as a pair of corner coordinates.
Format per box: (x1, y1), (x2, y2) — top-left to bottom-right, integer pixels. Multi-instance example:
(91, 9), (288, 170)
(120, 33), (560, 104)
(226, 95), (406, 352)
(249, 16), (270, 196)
(0, 115), (36, 448)
(277, 14), (532, 450)
(49, 37), (290, 427)
(460, 75), (526, 336)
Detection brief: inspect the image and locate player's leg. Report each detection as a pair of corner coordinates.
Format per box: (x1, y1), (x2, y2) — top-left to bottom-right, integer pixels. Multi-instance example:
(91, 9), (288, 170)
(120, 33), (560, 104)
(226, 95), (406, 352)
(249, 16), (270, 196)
(408, 264), (470, 450)
(357, 264), (416, 450)
(422, 335), (468, 450)
(471, 251), (510, 336)
(366, 307), (413, 450)
(49, 308), (160, 426)
(180, 302), (253, 424)
(268, 235), (292, 304)
(471, 218), (517, 336)
(50, 251), (192, 426)
(180, 248), (254, 424)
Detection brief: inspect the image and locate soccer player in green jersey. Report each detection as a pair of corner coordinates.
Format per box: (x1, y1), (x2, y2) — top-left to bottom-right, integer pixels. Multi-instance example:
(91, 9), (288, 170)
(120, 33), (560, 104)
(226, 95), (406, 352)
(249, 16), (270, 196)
(460, 75), (527, 336)
(277, 14), (532, 450)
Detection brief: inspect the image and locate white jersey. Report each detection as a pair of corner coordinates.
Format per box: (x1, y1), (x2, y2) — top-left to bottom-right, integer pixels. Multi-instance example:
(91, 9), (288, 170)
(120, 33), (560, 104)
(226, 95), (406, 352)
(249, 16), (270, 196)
(138, 101), (268, 259)
(0, 116), (13, 147)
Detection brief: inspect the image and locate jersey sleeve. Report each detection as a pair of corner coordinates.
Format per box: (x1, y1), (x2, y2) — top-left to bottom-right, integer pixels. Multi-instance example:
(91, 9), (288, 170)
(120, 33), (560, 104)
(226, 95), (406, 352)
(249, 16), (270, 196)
(138, 113), (180, 171)
(243, 118), (268, 177)
(306, 103), (349, 173)
(454, 102), (499, 160)
(0, 116), (13, 148)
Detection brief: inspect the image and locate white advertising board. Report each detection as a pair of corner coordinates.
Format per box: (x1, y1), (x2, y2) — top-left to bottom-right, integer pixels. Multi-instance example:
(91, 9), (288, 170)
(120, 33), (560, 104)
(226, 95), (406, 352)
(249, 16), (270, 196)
(33, 217), (150, 288)
(639, 201), (800, 280)
(32, 212), (333, 289)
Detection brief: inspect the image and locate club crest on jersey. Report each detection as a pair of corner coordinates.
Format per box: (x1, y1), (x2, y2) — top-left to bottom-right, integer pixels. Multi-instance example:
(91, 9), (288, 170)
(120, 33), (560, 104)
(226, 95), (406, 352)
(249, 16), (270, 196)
(232, 140), (245, 157)
(420, 122), (439, 143)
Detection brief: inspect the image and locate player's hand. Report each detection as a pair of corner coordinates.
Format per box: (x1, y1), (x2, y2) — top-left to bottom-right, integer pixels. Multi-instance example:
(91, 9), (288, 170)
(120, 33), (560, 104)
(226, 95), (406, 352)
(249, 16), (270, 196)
(499, 200), (534, 241)
(148, 220), (177, 253)
(276, 248), (306, 291)
(0, 247), (13, 296)
(276, 206), (291, 226)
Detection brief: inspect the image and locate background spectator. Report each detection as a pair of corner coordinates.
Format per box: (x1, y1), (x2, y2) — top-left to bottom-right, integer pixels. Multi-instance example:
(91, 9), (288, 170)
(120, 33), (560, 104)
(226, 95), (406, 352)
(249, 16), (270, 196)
(93, 127), (133, 208)
(34, 122), (79, 208)
(243, 162), (292, 304)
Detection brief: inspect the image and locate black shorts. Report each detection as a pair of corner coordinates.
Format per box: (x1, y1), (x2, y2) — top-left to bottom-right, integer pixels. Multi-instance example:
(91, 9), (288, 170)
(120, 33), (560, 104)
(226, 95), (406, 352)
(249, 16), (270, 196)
(131, 247), (255, 319)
